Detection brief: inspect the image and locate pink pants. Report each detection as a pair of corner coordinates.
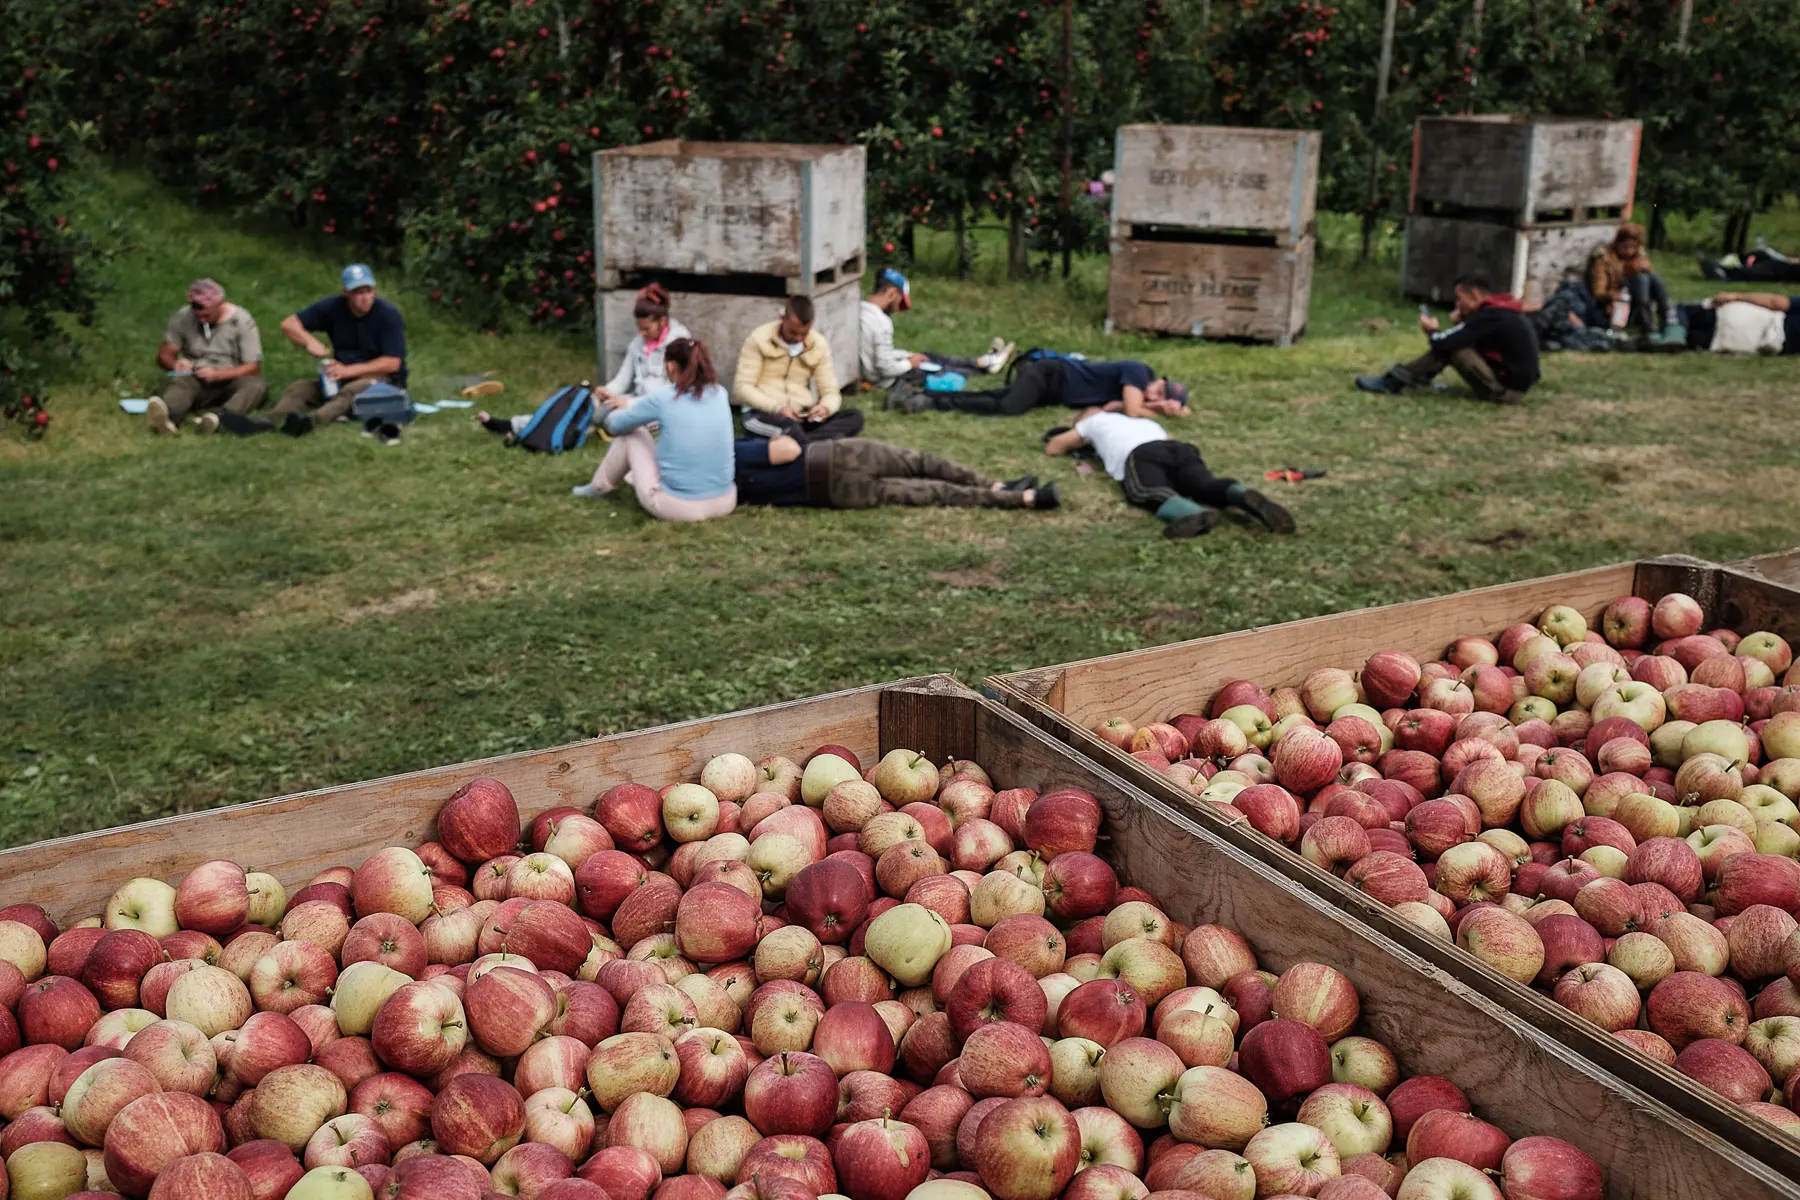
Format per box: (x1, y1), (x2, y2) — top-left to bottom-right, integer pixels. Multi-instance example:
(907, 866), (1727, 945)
(590, 428), (736, 522)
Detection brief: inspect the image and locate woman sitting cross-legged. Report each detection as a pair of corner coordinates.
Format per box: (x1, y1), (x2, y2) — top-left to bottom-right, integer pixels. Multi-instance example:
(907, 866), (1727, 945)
(573, 337), (736, 522)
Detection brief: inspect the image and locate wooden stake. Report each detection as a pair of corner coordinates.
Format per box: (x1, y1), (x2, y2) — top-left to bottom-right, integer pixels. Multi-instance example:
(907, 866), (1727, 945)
(1361, 0), (1400, 261)
(1061, 0), (1075, 279)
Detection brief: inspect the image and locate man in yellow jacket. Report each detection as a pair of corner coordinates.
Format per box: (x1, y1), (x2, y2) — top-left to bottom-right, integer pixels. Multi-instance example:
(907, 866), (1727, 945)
(733, 296), (864, 441)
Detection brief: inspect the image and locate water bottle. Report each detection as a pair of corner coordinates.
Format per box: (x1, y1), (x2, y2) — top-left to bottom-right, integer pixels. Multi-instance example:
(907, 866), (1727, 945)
(319, 359), (340, 399)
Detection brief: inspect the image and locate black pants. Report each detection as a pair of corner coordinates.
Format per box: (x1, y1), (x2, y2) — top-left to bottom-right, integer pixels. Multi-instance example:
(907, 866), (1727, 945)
(741, 408), (864, 441)
(932, 359), (1063, 416)
(1120, 441), (1236, 511)
(1721, 253), (1800, 283)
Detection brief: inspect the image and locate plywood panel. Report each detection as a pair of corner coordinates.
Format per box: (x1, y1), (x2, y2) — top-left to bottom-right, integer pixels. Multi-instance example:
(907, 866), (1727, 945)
(1412, 117), (1533, 212)
(1113, 125), (1318, 239)
(1528, 120), (1642, 215)
(603, 276), (861, 387)
(1107, 236), (1312, 344)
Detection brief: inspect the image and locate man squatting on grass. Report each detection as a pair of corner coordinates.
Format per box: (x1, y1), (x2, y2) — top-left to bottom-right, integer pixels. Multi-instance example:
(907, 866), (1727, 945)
(860, 267), (1014, 411)
(1046, 409), (1294, 540)
(1355, 273), (1540, 405)
(734, 435), (1059, 512)
(916, 350), (1191, 419)
(146, 279), (267, 434)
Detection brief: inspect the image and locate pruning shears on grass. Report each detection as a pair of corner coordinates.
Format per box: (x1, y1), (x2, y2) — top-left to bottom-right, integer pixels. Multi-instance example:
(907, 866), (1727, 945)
(1263, 467), (1328, 483)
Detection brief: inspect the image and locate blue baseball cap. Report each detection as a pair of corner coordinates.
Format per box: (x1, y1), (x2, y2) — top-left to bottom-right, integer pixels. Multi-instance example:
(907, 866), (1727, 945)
(876, 267), (911, 310)
(341, 263), (376, 291)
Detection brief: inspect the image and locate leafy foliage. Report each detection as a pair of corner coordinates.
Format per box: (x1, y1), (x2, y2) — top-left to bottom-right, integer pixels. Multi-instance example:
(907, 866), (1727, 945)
(22, 0), (1800, 335)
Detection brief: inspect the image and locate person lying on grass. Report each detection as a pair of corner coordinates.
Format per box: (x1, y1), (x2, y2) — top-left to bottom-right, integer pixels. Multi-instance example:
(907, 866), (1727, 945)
(1355, 273), (1540, 406)
(1044, 409), (1293, 540)
(1674, 291), (1800, 355)
(572, 337), (737, 523)
(910, 351), (1189, 418)
(734, 432), (1058, 512)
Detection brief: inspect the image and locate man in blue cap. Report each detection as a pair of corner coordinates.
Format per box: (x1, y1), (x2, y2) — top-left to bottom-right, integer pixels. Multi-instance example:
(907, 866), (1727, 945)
(269, 264), (408, 436)
(860, 267), (1013, 412)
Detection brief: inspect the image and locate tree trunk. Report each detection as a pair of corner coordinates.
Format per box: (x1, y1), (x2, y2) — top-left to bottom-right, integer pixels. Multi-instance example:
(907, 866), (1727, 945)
(954, 208), (970, 281)
(1648, 205), (1667, 251)
(1008, 209), (1030, 280)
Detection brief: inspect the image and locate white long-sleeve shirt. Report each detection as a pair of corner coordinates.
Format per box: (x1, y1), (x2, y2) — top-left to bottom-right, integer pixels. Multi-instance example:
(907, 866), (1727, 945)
(606, 318), (692, 398)
(859, 301), (916, 388)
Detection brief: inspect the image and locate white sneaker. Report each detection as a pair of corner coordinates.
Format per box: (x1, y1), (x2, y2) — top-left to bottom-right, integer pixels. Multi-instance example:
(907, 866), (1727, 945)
(985, 340), (1016, 374)
(193, 413), (220, 435)
(146, 397), (178, 435)
(571, 484), (601, 498)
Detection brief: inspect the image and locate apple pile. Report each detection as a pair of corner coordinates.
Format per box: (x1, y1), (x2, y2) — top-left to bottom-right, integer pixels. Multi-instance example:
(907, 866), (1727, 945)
(0, 744), (1606, 1200)
(1093, 591), (1800, 1131)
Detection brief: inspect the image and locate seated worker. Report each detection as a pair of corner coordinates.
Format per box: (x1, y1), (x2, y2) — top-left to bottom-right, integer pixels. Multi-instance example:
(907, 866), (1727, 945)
(734, 295), (862, 441)
(1355, 274), (1540, 405)
(269, 264), (407, 436)
(1046, 409), (1294, 540)
(1588, 223), (1680, 344)
(923, 353), (1189, 418)
(146, 279), (267, 435)
(735, 435), (1058, 512)
(1676, 292), (1800, 355)
(860, 267), (1014, 411)
(573, 337), (737, 522)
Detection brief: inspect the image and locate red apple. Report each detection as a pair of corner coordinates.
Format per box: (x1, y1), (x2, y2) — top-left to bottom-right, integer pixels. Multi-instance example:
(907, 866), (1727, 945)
(972, 1097), (1079, 1200)
(836, 1117), (930, 1200)
(431, 1073), (525, 1164)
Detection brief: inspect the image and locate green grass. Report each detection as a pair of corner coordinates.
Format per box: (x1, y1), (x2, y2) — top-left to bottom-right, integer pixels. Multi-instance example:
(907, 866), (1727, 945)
(4, 173), (1800, 849)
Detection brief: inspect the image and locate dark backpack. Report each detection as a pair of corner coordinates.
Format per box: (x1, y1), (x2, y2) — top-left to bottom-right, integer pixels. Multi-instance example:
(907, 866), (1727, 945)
(514, 384), (595, 453)
(1004, 347), (1068, 385)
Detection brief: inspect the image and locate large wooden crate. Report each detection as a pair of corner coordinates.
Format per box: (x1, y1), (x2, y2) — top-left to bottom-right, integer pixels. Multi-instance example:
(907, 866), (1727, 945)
(1111, 125), (1320, 244)
(988, 556), (1800, 1174)
(1402, 215), (1617, 304)
(0, 675), (1792, 1197)
(594, 141), (866, 289)
(1106, 235), (1312, 345)
(1411, 116), (1642, 225)
(600, 276), (861, 388)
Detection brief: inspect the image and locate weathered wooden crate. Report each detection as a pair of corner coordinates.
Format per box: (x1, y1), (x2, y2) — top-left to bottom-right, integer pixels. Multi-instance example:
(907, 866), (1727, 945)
(1411, 116), (1642, 226)
(600, 276), (861, 387)
(1731, 545), (1800, 592)
(1106, 235), (1312, 345)
(1403, 215), (1617, 304)
(593, 141), (866, 291)
(1, 675), (1793, 1197)
(988, 555), (1800, 1175)
(1111, 125), (1320, 244)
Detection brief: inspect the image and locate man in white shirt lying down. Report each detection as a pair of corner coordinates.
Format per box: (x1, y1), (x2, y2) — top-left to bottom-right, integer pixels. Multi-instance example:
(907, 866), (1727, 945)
(1045, 409), (1296, 540)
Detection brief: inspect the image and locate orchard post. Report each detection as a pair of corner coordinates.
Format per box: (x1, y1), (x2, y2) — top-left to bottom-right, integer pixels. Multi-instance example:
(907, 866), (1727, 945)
(1361, 0), (1401, 262)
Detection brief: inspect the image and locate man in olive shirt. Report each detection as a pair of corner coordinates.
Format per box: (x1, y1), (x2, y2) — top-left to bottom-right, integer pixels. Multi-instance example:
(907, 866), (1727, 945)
(148, 279), (267, 434)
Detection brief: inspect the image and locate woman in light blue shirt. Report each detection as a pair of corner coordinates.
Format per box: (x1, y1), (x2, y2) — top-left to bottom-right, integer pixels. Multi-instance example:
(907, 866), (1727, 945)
(575, 338), (737, 521)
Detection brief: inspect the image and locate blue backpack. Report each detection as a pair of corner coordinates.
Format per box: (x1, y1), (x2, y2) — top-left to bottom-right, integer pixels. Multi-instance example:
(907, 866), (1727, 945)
(514, 384), (595, 453)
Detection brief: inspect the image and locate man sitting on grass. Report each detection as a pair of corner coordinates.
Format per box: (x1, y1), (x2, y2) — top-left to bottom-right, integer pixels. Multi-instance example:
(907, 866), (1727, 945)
(1355, 273), (1540, 405)
(146, 279), (267, 435)
(860, 267), (1013, 412)
(734, 434), (1058, 513)
(734, 295), (862, 441)
(920, 353), (1189, 418)
(1045, 409), (1294, 540)
(267, 264), (408, 436)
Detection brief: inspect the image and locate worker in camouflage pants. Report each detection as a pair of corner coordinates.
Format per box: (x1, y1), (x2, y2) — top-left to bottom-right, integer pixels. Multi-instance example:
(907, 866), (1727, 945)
(734, 435), (1060, 512)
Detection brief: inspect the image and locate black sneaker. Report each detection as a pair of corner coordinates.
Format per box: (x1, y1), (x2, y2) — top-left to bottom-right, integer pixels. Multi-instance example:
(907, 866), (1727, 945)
(1030, 481), (1060, 510)
(378, 423), (403, 446)
(1353, 373), (1404, 395)
(280, 412), (314, 437)
(1239, 488), (1297, 534)
(217, 411), (275, 436)
(1003, 474), (1039, 492)
(1163, 508), (1221, 539)
(361, 417), (384, 438)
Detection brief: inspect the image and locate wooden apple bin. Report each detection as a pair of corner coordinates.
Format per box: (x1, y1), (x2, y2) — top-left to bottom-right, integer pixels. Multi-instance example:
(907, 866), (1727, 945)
(0, 675), (1794, 1196)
